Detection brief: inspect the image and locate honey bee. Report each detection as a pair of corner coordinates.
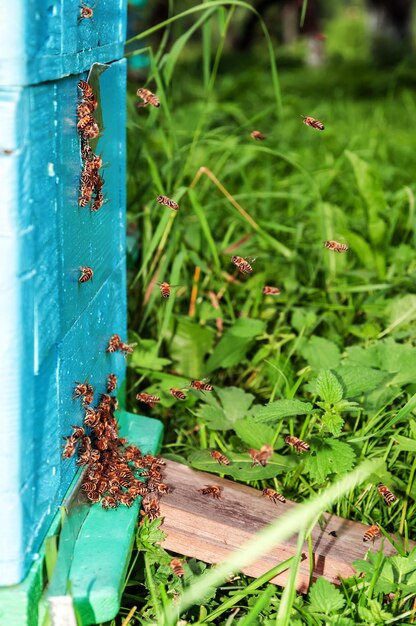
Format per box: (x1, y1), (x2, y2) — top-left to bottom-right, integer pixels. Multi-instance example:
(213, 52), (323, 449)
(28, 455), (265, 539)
(62, 437), (78, 458)
(169, 388), (187, 401)
(77, 113), (96, 132)
(262, 286), (281, 296)
(324, 240), (349, 253)
(363, 524), (381, 543)
(128, 483), (149, 498)
(106, 373), (117, 393)
(91, 191), (105, 213)
(119, 342), (135, 356)
(81, 121), (100, 140)
(82, 383), (94, 407)
(77, 102), (94, 119)
(262, 488), (286, 504)
(141, 496), (161, 522)
(302, 116), (325, 131)
(377, 484), (398, 506)
(73, 381), (88, 400)
(123, 445), (142, 462)
(248, 444), (273, 467)
(101, 496), (118, 510)
(107, 334), (121, 353)
(210, 450), (230, 465)
(118, 493), (135, 507)
(80, 137), (92, 160)
(156, 195), (179, 211)
(190, 379), (213, 392)
(71, 425), (85, 439)
(159, 282), (171, 298)
(87, 490), (101, 502)
(198, 485), (222, 499)
(81, 481), (97, 493)
(79, 266), (93, 283)
(285, 436), (310, 453)
(170, 558), (185, 577)
(78, 80), (95, 103)
(155, 482), (170, 494)
(231, 255), (254, 274)
(137, 88), (160, 108)
(84, 408), (101, 427)
(79, 1), (94, 20)
(250, 130), (266, 140)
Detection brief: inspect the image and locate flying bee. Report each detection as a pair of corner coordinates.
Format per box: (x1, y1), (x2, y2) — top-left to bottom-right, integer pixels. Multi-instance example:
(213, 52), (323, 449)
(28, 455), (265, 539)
(262, 488), (286, 504)
(363, 524), (381, 543)
(101, 496), (118, 510)
(302, 115), (325, 131)
(263, 286), (281, 296)
(170, 558), (185, 577)
(198, 485), (223, 499)
(169, 388), (187, 401)
(159, 282), (171, 298)
(231, 255), (254, 274)
(156, 195), (179, 211)
(119, 341), (136, 356)
(377, 484), (398, 506)
(106, 373), (117, 393)
(190, 379), (213, 392)
(248, 445), (272, 467)
(137, 88), (160, 108)
(324, 240), (349, 253)
(210, 450), (230, 465)
(79, 266), (93, 283)
(73, 381), (88, 400)
(107, 334), (121, 353)
(250, 130), (266, 141)
(285, 436), (310, 453)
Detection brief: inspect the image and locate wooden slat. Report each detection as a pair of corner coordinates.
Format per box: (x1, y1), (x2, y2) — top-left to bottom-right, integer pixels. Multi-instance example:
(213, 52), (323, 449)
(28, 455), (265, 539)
(159, 460), (404, 592)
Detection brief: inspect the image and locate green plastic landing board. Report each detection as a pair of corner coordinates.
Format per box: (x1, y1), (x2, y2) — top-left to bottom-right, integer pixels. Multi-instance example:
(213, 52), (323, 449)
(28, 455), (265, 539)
(0, 413), (163, 626)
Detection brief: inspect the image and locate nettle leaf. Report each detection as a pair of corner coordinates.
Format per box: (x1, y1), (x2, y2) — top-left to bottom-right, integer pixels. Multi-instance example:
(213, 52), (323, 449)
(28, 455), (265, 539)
(136, 517), (167, 552)
(308, 577), (345, 615)
(304, 439), (355, 483)
(195, 387), (255, 431)
(234, 417), (275, 448)
(253, 399), (313, 423)
(377, 339), (416, 387)
(169, 318), (215, 378)
(316, 370), (343, 403)
(188, 449), (296, 481)
(300, 336), (341, 370)
(335, 365), (390, 398)
(129, 338), (172, 372)
(320, 412), (345, 437)
(391, 550), (416, 579)
(206, 318), (265, 373)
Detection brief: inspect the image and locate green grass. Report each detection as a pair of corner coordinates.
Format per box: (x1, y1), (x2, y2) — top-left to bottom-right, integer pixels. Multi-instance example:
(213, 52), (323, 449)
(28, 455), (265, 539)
(112, 5), (416, 624)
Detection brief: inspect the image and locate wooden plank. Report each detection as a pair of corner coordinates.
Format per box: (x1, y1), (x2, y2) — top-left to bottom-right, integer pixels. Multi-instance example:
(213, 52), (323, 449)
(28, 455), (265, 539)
(159, 460), (403, 592)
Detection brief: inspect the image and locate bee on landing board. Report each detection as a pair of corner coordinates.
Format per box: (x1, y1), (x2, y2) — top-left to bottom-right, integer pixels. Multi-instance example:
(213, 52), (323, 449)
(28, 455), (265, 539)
(79, 266), (93, 283)
(137, 88), (160, 108)
(262, 488), (286, 504)
(210, 450), (230, 465)
(169, 388), (187, 401)
(136, 392), (161, 408)
(156, 195), (179, 211)
(101, 496), (118, 510)
(324, 240), (349, 253)
(231, 256), (254, 274)
(285, 436), (310, 453)
(107, 334), (121, 353)
(250, 130), (266, 141)
(198, 485), (223, 499)
(190, 379), (213, 392)
(302, 116), (325, 131)
(363, 524), (381, 543)
(263, 286), (281, 296)
(170, 559), (185, 577)
(377, 484), (398, 506)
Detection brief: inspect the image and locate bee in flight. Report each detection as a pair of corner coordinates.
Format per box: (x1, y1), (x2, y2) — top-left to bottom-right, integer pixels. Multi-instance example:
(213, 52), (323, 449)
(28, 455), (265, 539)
(190, 379), (213, 392)
(302, 115), (325, 131)
(324, 240), (349, 253)
(250, 130), (266, 141)
(156, 195), (179, 211)
(159, 282), (171, 298)
(198, 485), (223, 499)
(79, 266), (93, 283)
(285, 435), (310, 453)
(170, 558), (185, 577)
(363, 524), (381, 543)
(231, 255), (254, 274)
(210, 450), (230, 465)
(262, 488), (286, 504)
(137, 88), (160, 108)
(169, 388), (187, 401)
(377, 484), (398, 506)
(263, 286), (281, 296)
(248, 444), (273, 467)
(136, 392), (161, 408)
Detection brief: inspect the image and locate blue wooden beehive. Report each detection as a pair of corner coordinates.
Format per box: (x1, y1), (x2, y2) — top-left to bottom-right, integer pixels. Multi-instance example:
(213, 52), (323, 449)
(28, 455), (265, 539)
(0, 1), (129, 590)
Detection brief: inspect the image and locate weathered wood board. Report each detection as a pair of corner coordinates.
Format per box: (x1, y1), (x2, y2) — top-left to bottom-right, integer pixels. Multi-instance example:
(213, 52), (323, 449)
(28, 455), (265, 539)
(159, 460), (405, 592)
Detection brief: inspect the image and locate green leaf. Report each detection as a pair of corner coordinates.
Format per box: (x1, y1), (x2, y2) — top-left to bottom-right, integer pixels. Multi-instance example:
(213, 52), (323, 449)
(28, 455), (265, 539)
(304, 439), (356, 482)
(376, 339), (416, 386)
(393, 435), (416, 452)
(129, 338), (172, 372)
(253, 399), (313, 423)
(391, 550), (416, 579)
(335, 365), (390, 398)
(234, 417), (275, 448)
(320, 411), (345, 437)
(196, 387), (255, 431)
(206, 318), (265, 372)
(315, 370), (343, 403)
(169, 318), (215, 378)
(308, 577), (345, 615)
(136, 517), (167, 552)
(188, 449), (296, 481)
(300, 337), (341, 370)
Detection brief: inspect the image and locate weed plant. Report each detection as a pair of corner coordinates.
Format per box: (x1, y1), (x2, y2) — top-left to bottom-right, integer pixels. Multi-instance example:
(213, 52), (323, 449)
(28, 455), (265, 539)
(112, 3), (416, 624)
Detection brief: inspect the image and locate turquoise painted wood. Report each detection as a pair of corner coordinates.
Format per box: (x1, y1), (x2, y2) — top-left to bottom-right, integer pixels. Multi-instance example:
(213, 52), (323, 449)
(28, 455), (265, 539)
(0, 1), (127, 86)
(0, 55), (127, 585)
